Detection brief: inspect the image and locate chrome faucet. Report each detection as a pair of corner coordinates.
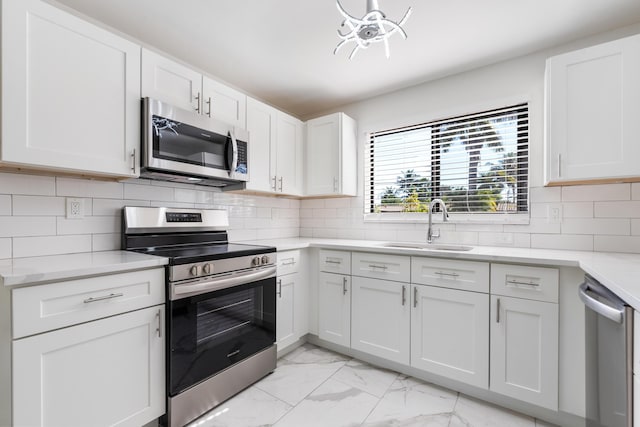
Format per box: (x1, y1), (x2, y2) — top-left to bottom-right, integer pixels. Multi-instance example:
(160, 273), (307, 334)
(427, 198), (449, 243)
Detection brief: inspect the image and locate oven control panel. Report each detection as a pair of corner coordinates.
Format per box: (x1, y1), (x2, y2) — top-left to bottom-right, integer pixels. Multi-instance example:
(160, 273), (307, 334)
(170, 253), (276, 282)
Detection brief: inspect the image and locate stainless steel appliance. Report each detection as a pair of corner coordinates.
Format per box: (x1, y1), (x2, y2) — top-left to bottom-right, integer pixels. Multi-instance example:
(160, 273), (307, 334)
(141, 98), (249, 190)
(579, 275), (633, 427)
(123, 207), (276, 427)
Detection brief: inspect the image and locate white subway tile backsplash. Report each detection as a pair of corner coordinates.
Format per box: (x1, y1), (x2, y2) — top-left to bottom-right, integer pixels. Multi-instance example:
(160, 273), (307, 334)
(478, 232), (514, 246)
(0, 196), (11, 215)
(530, 234), (593, 251)
(594, 201), (640, 218)
(0, 217), (56, 237)
(0, 172), (56, 196)
(12, 195), (66, 216)
(632, 183), (640, 200)
(227, 228), (258, 242)
(504, 218), (561, 234)
(229, 206), (258, 218)
(562, 202), (594, 218)
(149, 201), (195, 209)
(335, 228), (366, 240)
(529, 186), (561, 203)
(299, 227), (312, 237)
(301, 218), (325, 228)
(125, 183), (174, 202)
(301, 199), (325, 209)
(299, 208), (313, 218)
(312, 228), (339, 239)
(13, 234), (92, 258)
(57, 216), (121, 235)
(257, 207), (272, 218)
(562, 183), (630, 202)
(594, 236), (640, 254)
(92, 199), (149, 216)
(57, 177), (123, 199)
(0, 238), (11, 259)
(513, 233), (531, 248)
(437, 231), (479, 245)
(561, 218), (630, 235)
(324, 198), (351, 209)
(92, 233), (121, 252)
(312, 208), (337, 218)
(632, 219), (640, 236)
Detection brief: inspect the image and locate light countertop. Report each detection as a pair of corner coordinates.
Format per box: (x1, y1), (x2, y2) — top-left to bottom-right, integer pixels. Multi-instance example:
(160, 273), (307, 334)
(0, 251), (168, 287)
(242, 237), (640, 311)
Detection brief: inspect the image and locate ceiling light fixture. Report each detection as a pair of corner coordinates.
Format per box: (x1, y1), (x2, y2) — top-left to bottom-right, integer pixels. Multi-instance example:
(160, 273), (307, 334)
(334, 0), (412, 60)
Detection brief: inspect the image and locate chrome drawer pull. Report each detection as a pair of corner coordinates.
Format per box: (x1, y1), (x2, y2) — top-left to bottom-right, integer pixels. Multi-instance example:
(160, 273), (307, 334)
(83, 293), (124, 304)
(413, 287), (418, 308)
(506, 279), (539, 287)
(281, 258), (296, 266)
(401, 285), (406, 306)
(435, 271), (459, 277)
(277, 279), (283, 298)
(343, 277), (348, 295)
(369, 264), (388, 270)
(325, 259), (342, 264)
(496, 298), (501, 323)
(156, 309), (162, 338)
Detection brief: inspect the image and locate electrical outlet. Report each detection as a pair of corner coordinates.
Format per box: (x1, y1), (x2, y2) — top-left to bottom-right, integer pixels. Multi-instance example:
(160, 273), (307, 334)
(66, 198), (84, 219)
(547, 204), (562, 224)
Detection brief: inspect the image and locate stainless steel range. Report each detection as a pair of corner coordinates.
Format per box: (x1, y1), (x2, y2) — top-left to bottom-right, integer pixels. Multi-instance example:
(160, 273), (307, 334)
(123, 207), (276, 427)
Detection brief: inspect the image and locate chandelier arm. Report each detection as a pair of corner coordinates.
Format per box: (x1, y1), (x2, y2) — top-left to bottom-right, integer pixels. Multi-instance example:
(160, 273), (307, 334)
(398, 7), (413, 27)
(381, 19), (408, 39)
(348, 44), (361, 60)
(337, 20), (360, 39)
(333, 38), (349, 55)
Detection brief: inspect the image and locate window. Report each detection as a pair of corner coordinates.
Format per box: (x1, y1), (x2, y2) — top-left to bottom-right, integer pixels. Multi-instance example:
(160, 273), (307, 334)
(366, 104), (528, 216)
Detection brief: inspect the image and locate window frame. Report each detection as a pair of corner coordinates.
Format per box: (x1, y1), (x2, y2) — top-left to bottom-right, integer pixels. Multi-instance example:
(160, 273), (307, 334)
(364, 103), (530, 224)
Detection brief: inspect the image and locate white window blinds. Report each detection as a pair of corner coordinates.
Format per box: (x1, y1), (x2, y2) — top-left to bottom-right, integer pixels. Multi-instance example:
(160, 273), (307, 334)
(366, 104), (528, 214)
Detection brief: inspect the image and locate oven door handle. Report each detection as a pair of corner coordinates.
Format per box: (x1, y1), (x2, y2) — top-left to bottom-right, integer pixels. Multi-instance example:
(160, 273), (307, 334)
(173, 266), (277, 299)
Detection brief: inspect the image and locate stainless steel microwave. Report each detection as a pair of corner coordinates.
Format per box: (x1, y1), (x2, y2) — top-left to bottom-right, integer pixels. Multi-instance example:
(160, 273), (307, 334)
(141, 98), (249, 189)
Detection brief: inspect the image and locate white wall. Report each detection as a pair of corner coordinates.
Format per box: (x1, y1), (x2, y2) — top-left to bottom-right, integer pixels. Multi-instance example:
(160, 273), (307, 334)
(0, 172), (299, 259)
(300, 24), (640, 254)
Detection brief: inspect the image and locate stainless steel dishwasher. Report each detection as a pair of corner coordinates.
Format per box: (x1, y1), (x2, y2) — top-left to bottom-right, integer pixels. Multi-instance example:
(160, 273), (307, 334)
(579, 275), (633, 427)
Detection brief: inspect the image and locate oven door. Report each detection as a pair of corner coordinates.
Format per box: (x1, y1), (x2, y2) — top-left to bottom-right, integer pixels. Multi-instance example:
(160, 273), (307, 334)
(142, 98), (248, 182)
(168, 275), (275, 396)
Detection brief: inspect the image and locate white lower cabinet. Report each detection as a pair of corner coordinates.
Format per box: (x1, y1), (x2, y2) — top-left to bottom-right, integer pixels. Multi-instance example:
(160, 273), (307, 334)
(13, 305), (165, 427)
(318, 272), (351, 347)
(351, 276), (410, 364)
(277, 272), (299, 350)
(411, 284), (489, 389)
(490, 295), (559, 410)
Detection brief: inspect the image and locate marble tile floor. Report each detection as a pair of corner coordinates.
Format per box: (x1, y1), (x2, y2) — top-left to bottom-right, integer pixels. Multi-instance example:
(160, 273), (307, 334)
(187, 344), (557, 427)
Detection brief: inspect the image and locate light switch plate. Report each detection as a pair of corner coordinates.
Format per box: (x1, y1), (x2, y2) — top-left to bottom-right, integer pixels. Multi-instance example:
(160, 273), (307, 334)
(66, 198), (84, 219)
(547, 204), (562, 224)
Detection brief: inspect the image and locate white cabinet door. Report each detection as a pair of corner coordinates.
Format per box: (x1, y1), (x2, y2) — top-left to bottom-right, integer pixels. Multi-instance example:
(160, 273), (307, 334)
(275, 112), (304, 196)
(277, 272), (298, 350)
(351, 276), (410, 364)
(2, 0), (141, 177)
(490, 295), (558, 410)
(141, 48), (202, 113)
(411, 285), (489, 389)
(13, 305), (165, 427)
(202, 76), (247, 128)
(305, 112), (356, 196)
(318, 272), (351, 347)
(246, 97), (278, 193)
(545, 34), (640, 184)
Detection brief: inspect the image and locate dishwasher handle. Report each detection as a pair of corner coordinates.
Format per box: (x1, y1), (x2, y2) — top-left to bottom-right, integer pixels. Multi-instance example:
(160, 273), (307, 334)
(579, 280), (625, 324)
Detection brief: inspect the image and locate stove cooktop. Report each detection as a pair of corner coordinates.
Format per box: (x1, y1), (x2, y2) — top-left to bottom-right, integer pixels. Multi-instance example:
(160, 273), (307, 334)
(132, 243), (275, 265)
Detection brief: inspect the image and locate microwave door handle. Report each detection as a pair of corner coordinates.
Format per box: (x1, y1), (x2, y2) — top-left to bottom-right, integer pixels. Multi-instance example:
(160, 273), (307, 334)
(228, 131), (238, 175)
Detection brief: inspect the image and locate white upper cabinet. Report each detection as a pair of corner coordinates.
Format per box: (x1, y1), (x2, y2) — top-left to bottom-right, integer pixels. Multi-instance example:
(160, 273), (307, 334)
(1, 0), (141, 178)
(141, 48), (247, 128)
(246, 97), (304, 196)
(306, 113), (357, 197)
(545, 34), (640, 185)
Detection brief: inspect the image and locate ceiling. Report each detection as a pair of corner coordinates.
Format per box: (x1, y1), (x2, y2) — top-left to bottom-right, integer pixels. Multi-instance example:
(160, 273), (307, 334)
(54, 0), (640, 118)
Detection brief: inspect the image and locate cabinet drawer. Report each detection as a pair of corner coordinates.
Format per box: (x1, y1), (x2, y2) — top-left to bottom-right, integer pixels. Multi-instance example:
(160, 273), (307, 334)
(319, 250), (351, 274)
(352, 252), (410, 283)
(412, 257), (489, 293)
(13, 268), (165, 338)
(491, 264), (559, 303)
(277, 250), (300, 276)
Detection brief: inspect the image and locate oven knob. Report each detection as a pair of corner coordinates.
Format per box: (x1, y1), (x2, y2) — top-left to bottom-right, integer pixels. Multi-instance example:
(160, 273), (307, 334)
(261, 255), (270, 265)
(252, 256), (261, 266)
(189, 265), (200, 276)
(203, 263), (213, 274)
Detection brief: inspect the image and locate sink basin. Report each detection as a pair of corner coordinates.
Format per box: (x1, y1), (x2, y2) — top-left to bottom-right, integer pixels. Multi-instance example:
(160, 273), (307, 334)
(379, 242), (474, 252)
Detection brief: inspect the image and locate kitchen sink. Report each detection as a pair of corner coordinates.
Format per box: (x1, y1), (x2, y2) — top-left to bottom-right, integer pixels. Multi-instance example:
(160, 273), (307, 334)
(379, 242), (474, 251)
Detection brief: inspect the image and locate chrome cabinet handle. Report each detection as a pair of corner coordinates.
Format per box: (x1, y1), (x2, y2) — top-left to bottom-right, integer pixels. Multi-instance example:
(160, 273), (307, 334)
(325, 259), (342, 264)
(506, 279), (539, 287)
(281, 258), (296, 266)
(401, 285), (406, 306)
(206, 96), (212, 117)
(130, 149), (136, 173)
(558, 153), (562, 177)
(369, 264), (388, 270)
(413, 287), (418, 308)
(194, 92), (201, 113)
(435, 271), (459, 278)
(278, 177), (283, 192)
(271, 176), (277, 190)
(83, 293), (124, 304)
(156, 309), (162, 338)
(496, 298), (501, 323)
(277, 279), (282, 298)
(342, 277), (348, 295)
